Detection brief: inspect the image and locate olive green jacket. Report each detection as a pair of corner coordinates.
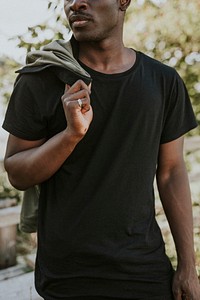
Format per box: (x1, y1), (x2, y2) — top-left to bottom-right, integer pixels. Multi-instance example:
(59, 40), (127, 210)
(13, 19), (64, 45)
(17, 36), (91, 84)
(19, 37), (91, 233)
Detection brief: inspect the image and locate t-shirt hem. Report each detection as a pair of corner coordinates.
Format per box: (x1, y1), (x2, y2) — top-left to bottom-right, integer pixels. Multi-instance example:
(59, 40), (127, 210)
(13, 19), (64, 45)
(37, 295), (173, 300)
(35, 273), (174, 300)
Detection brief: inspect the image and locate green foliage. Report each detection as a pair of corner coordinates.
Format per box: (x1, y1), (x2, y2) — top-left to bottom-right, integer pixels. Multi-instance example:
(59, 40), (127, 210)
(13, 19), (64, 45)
(15, 1), (69, 52)
(0, 58), (20, 104)
(124, 0), (200, 133)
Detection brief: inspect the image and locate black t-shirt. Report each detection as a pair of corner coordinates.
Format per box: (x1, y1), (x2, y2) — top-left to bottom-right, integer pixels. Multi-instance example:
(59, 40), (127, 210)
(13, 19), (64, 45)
(3, 51), (197, 299)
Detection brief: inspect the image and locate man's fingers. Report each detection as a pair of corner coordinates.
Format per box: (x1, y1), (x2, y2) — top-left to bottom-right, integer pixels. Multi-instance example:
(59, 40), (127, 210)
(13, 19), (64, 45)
(61, 80), (92, 117)
(173, 288), (192, 300)
(173, 288), (182, 300)
(77, 98), (91, 113)
(62, 87), (91, 105)
(65, 98), (90, 112)
(62, 81), (91, 103)
(67, 80), (91, 94)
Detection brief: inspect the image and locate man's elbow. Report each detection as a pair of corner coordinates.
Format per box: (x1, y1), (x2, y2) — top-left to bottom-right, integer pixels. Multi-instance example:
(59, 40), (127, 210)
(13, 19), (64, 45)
(4, 160), (29, 191)
(8, 175), (28, 191)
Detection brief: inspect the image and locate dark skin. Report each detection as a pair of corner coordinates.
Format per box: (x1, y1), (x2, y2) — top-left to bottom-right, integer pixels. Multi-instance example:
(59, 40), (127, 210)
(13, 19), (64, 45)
(157, 139), (200, 300)
(4, 0), (200, 298)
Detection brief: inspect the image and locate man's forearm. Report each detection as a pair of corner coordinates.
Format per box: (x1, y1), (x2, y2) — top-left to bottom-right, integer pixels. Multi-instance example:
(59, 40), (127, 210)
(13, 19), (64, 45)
(156, 163), (196, 268)
(4, 130), (81, 190)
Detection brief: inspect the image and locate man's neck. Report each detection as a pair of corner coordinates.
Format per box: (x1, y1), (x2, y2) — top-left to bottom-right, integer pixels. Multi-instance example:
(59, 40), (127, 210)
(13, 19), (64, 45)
(78, 39), (136, 74)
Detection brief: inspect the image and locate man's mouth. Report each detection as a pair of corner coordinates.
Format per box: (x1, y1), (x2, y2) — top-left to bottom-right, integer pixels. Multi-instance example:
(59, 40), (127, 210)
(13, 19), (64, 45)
(69, 14), (92, 28)
(73, 20), (89, 28)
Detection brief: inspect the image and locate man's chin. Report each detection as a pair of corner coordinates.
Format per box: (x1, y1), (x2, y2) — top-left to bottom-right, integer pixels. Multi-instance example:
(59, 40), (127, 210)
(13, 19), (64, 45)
(73, 32), (101, 43)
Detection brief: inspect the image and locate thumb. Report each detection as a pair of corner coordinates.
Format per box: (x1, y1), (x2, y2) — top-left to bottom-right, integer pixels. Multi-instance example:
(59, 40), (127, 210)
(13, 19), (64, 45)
(65, 84), (71, 93)
(88, 82), (92, 93)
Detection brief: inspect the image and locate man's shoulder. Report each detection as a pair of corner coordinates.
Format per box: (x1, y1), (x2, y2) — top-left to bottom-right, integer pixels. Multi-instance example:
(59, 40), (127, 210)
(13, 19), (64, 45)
(16, 67), (58, 85)
(14, 67), (62, 94)
(138, 51), (177, 77)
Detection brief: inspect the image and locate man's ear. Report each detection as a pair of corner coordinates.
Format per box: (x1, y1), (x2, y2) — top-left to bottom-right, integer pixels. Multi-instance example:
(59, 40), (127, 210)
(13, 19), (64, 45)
(119, 0), (131, 11)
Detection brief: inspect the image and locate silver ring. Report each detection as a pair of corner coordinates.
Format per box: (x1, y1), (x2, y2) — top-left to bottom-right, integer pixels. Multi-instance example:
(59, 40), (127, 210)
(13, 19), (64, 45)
(77, 98), (83, 108)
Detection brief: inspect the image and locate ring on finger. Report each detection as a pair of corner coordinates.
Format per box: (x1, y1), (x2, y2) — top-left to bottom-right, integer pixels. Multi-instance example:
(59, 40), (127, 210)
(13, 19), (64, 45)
(77, 98), (83, 108)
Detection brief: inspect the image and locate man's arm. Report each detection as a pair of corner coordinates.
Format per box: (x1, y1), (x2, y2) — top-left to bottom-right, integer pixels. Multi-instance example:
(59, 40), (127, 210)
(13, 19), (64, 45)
(156, 136), (200, 300)
(4, 80), (93, 190)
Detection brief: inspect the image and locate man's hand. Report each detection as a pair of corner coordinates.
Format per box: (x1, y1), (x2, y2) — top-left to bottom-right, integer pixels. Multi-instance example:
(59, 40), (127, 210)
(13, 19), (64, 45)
(61, 80), (93, 139)
(173, 266), (200, 299)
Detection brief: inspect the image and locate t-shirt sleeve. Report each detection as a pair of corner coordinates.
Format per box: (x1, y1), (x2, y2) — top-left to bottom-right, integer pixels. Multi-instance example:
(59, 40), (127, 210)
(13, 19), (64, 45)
(2, 74), (48, 140)
(160, 71), (197, 144)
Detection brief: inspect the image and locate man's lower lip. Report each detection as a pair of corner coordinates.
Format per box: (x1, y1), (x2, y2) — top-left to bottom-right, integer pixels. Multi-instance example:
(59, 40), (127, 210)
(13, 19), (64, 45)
(72, 20), (89, 28)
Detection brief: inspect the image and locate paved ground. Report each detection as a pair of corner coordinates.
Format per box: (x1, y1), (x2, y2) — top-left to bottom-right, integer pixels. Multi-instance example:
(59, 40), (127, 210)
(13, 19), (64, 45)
(0, 270), (42, 300)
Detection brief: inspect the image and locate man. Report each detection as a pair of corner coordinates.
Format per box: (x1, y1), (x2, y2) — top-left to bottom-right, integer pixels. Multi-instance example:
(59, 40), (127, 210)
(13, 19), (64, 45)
(2, 0), (200, 299)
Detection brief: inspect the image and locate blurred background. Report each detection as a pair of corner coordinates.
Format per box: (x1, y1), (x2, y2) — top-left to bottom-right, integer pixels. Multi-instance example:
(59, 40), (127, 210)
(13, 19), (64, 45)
(0, 0), (199, 298)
